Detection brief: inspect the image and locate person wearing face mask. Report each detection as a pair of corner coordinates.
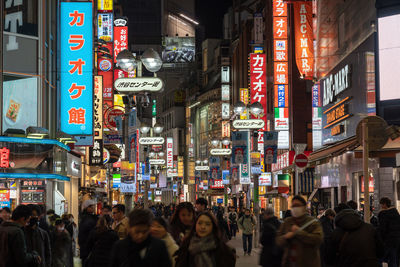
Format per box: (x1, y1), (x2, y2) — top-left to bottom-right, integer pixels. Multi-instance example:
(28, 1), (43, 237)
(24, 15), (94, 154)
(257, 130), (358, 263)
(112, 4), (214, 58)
(175, 212), (236, 267)
(50, 219), (73, 267)
(25, 204), (52, 267)
(276, 195), (323, 267)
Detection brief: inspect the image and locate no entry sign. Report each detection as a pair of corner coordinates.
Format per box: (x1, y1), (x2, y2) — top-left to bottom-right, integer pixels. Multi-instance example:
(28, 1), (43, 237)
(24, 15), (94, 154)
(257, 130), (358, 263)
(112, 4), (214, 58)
(294, 153), (308, 168)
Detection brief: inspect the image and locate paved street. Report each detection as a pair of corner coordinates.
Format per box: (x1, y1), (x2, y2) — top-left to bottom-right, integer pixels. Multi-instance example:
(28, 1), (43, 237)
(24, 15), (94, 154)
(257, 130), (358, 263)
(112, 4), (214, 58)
(227, 233), (261, 267)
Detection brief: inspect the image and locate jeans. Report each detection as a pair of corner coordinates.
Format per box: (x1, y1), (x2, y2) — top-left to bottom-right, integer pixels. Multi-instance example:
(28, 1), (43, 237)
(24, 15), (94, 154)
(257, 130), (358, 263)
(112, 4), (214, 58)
(230, 223), (237, 237)
(243, 234), (253, 253)
(381, 246), (399, 267)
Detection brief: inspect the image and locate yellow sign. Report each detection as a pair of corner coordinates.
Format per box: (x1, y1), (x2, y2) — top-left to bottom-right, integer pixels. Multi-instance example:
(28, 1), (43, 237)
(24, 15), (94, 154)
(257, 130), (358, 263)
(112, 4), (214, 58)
(178, 156), (184, 177)
(114, 94), (125, 109)
(240, 88), (249, 119)
(188, 161), (195, 177)
(98, 0), (113, 11)
(259, 186), (266, 195)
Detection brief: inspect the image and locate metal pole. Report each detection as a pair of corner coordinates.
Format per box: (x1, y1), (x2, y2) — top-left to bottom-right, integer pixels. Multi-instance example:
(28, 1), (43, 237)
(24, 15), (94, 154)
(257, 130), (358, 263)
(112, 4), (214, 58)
(363, 121), (370, 222)
(124, 104), (133, 213)
(295, 166), (299, 195)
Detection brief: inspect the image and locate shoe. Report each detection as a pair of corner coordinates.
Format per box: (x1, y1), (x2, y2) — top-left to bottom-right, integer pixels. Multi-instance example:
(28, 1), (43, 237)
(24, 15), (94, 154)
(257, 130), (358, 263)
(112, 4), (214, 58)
(248, 252), (251, 256)
(243, 251), (247, 256)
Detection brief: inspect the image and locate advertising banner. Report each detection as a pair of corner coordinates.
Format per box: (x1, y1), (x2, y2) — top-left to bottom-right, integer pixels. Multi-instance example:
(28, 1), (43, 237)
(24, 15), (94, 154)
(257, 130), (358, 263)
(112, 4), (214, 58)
(113, 26), (128, 63)
(221, 84), (230, 101)
(162, 37), (195, 63)
(264, 131), (278, 164)
(222, 170), (230, 185)
(222, 103), (230, 119)
(89, 139), (103, 166)
(209, 157), (220, 181)
(60, 2), (93, 135)
(231, 166), (239, 183)
(278, 174), (290, 194)
(240, 164), (250, 184)
(240, 88), (249, 119)
(250, 53), (267, 130)
(274, 107), (289, 130)
(293, 2), (314, 79)
(167, 137), (173, 169)
(98, 13), (113, 42)
(98, 0), (113, 11)
(94, 76), (103, 138)
(232, 131), (249, 165)
(259, 173), (272, 186)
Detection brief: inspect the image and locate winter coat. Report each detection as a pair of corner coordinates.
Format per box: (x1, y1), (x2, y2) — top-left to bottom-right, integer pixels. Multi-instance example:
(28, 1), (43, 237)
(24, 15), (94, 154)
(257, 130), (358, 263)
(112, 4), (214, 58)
(85, 228), (119, 267)
(378, 207), (400, 248)
(175, 236), (236, 267)
(238, 215), (256, 235)
(24, 226), (52, 267)
(326, 209), (385, 267)
(276, 214), (323, 267)
(110, 235), (171, 267)
(50, 230), (73, 267)
(228, 212), (238, 225)
(319, 215), (334, 267)
(112, 217), (129, 240)
(78, 211), (98, 260)
(259, 216), (282, 267)
(0, 221), (38, 267)
(170, 224), (191, 246)
(161, 233), (179, 267)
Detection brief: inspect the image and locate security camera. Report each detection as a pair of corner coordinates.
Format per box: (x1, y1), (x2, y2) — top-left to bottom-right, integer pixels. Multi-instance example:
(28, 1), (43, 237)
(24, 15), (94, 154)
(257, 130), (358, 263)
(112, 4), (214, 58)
(141, 94), (150, 108)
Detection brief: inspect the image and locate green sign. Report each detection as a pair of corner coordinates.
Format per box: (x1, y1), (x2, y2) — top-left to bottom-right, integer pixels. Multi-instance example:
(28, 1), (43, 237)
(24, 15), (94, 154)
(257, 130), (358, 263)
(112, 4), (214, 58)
(152, 99), (156, 116)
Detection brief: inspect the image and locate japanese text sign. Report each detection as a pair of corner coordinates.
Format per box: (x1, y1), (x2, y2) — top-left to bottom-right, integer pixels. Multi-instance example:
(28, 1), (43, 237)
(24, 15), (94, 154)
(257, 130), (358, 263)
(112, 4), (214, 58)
(98, 13), (113, 42)
(89, 139), (103, 166)
(98, 0), (113, 11)
(250, 53), (267, 130)
(0, 147), (10, 168)
(60, 2), (93, 135)
(94, 76), (103, 138)
(273, 0), (287, 17)
(114, 26), (128, 63)
(273, 16), (288, 39)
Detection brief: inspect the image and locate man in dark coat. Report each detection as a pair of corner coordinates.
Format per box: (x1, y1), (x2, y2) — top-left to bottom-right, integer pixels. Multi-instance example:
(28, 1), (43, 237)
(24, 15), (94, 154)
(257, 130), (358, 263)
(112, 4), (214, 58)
(25, 204), (52, 267)
(378, 197), (400, 267)
(319, 209), (335, 267)
(78, 199), (98, 265)
(110, 209), (171, 267)
(326, 209), (384, 267)
(0, 205), (41, 267)
(259, 208), (282, 267)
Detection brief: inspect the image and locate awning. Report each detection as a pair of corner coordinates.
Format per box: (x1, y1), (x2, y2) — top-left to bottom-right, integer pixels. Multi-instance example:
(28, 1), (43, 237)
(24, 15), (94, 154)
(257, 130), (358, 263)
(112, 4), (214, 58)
(308, 137), (358, 162)
(0, 173), (70, 181)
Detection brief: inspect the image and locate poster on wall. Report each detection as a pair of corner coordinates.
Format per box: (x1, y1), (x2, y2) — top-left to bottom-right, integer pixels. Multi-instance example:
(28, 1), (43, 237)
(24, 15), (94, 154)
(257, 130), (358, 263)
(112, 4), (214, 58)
(3, 77), (38, 132)
(232, 131), (249, 164)
(162, 37), (195, 63)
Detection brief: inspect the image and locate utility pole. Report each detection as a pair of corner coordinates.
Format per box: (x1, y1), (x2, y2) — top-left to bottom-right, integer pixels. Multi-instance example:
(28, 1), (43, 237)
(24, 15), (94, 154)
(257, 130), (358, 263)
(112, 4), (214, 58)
(363, 121), (370, 222)
(123, 101), (133, 212)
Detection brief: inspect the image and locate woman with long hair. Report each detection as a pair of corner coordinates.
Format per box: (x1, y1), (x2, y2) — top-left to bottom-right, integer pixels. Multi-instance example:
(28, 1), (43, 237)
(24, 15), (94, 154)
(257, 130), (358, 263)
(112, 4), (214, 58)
(175, 212), (236, 267)
(84, 215), (119, 267)
(169, 202), (195, 245)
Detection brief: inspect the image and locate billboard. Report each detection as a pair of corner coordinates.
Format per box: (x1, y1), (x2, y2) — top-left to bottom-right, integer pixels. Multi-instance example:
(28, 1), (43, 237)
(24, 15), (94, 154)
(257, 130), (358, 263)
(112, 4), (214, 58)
(60, 2), (93, 135)
(98, 13), (113, 42)
(250, 53), (267, 130)
(3, 77), (37, 132)
(162, 37), (195, 63)
(114, 26), (128, 63)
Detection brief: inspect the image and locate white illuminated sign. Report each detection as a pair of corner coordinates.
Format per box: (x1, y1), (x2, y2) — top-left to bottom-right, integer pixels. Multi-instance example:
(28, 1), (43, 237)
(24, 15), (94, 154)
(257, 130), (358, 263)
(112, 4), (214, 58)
(149, 159), (165, 165)
(195, 166), (210, 171)
(139, 137), (165, 145)
(210, 148), (232, 156)
(232, 119), (265, 129)
(114, 77), (164, 93)
(322, 65), (350, 106)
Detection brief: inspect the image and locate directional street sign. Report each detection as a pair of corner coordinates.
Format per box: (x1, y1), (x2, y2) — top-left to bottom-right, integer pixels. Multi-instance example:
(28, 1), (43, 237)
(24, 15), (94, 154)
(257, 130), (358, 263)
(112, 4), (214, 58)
(232, 119), (265, 129)
(139, 137), (165, 145)
(210, 148), (232, 156)
(195, 166), (210, 171)
(149, 159), (165, 165)
(114, 77), (164, 92)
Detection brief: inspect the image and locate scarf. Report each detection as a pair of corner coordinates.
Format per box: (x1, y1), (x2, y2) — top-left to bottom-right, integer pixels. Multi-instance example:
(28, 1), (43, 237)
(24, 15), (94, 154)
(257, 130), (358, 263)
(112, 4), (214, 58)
(188, 235), (217, 267)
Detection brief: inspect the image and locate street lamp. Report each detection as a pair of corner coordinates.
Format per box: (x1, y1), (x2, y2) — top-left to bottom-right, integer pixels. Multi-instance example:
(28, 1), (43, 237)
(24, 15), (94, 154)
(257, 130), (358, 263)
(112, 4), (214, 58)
(116, 49), (137, 72)
(149, 151), (156, 158)
(233, 101), (246, 115)
(221, 137), (231, 146)
(141, 48), (163, 73)
(153, 123), (164, 134)
(158, 151), (165, 157)
(195, 160), (201, 165)
(249, 102), (264, 117)
(203, 159), (208, 165)
(211, 139), (220, 148)
(140, 124), (151, 135)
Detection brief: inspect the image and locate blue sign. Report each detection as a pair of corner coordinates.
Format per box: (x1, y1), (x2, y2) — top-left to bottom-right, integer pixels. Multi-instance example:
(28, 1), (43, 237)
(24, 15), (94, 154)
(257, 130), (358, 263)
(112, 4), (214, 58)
(142, 174), (150, 181)
(312, 84), (320, 107)
(172, 184), (177, 192)
(277, 85), (286, 108)
(222, 170), (230, 185)
(251, 165), (262, 175)
(217, 198), (223, 204)
(60, 2), (93, 135)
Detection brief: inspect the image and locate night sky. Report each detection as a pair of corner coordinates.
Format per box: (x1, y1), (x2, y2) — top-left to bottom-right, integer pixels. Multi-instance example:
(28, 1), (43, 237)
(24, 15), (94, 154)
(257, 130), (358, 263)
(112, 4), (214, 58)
(196, 0), (232, 38)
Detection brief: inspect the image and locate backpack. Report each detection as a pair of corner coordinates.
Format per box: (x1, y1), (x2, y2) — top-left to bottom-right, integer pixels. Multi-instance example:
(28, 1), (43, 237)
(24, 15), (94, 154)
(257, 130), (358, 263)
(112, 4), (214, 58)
(0, 226), (9, 267)
(229, 212), (237, 223)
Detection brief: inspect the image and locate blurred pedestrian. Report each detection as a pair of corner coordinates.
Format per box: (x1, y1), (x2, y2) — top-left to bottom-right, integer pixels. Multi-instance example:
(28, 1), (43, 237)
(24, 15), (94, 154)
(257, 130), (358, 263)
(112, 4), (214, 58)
(259, 208), (282, 267)
(170, 202), (195, 245)
(151, 217), (179, 267)
(85, 215), (119, 267)
(216, 209), (231, 242)
(78, 199), (98, 265)
(0, 205), (41, 267)
(378, 197), (400, 267)
(110, 209), (171, 267)
(175, 211), (236, 267)
(101, 205), (112, 217)
(50, 219), (73, 267)
(276, 195), (323, 267)
(0, 207), (11, 224)
(194, 198), (208, 216)
(25, 204), (52, 267)
(326, 208), (384, 267)
(238, 208), (256, 256)
(319, 209), (335, 267)
(112, 204), (129, 239)
(228, 206), (238, 238)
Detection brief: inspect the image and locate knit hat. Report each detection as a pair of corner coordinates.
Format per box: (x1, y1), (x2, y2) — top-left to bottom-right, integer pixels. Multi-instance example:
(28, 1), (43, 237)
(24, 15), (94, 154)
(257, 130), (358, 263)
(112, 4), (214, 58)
(81, 199), (96, 211)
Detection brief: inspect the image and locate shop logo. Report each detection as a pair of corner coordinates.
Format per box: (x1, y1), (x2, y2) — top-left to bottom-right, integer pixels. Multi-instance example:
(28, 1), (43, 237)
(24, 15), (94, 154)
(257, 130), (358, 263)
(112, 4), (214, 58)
(99, 59), (112, 72)
(114, 18), (128, 27)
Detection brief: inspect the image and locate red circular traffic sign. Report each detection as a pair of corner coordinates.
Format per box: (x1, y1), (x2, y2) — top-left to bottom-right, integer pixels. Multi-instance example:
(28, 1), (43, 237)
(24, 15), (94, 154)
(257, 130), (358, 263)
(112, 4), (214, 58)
(294, 153), (308, 168)
(104, 108), (124, 129)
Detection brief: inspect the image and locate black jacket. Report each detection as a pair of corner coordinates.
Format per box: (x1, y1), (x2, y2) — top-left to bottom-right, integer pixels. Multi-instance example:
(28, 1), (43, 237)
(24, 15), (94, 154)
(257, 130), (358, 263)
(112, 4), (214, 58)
(25, 226), (52, 267)
(78, 212), (98, 260)
(326, 209), (384, 267)
(50, 230), (73, 267)
(85, 228), (119, 267)
(378, 207), (400, 247)
(110, 235), (171, 267)
(319, 215), (334, 267)
(259, 216), (282, 267)
(0, 221), (38, 267)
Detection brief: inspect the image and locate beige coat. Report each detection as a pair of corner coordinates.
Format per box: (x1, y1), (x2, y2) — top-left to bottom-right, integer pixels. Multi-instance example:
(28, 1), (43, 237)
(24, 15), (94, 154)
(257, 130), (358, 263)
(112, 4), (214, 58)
(162, 233), (179, 267)
(276, 215), (323, 267)
(112, 217), (129, 239)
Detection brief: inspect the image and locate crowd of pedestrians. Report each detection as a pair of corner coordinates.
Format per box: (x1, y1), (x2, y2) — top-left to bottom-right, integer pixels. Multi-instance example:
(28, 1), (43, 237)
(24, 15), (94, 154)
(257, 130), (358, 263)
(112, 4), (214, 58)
(0, 195), (399, 267)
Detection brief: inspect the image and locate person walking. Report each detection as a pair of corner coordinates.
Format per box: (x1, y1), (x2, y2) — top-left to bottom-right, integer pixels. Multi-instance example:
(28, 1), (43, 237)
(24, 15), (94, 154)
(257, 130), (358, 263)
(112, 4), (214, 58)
(170, 202), (195, 245)
(110, 209), (171, 267)
(0, 207), (11, 225)
(238, 208), (256, 256)
(276, 195), (323, 267)
(228, 207), (238, 238)
(112, 204), (129, 239)
(319, 209), (335, 267)
(25, 204), (52, 267)
(378, 197), (400, 267)
(85, 215), (119, 267)
(175, 211), (236, 267)
(216, 209), (231, 242)
(326, 208), (384, 267)
(259, 208), (282, 267)
(0, 205), (41, 267)
(50, 219), (73, 267)
(150, 217), (179, 267)
(78, 199), (98, 265)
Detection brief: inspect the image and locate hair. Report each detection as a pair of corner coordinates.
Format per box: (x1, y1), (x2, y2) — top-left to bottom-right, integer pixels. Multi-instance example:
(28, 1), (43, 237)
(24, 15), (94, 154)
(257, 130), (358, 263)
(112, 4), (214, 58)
(380, 197), (392, 207)
(346, 200), (358, 210)
(96, 215), (113, 233)
(334, 203), (350, 214)
(113, 204), (126, 214)
(324, 208), (336, 217)
(153, 216), (169, 232)
(292, 195), (307, 206)
(1, 207), (11, 213)
(27, 204), (41, 216)
(103, 205), (112, 212)
(184, 212), (222, 245)
(11, 205), (32, 221)
(170, 202), (195, 227)
(47, 209), (55, 215)
(195, 198), (208, 208)
(128, 208), (154, 227)
(264, 207), (274, 216)
(55, 218), (64, 226)
(245, 208), (251, 212)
